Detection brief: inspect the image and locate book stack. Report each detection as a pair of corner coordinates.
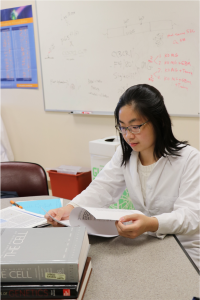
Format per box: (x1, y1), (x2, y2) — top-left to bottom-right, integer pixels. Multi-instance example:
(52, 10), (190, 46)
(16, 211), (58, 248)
(1, 227), (92, 300)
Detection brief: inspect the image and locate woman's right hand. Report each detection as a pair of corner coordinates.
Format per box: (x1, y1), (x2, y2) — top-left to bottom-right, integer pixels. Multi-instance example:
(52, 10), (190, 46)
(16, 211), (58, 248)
(44, 204), (74, 226)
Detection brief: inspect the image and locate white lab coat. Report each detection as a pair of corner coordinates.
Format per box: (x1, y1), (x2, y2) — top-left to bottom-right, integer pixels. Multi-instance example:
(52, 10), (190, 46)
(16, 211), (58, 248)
(0, 116), (14, 162)
(72, 145), (200, 269)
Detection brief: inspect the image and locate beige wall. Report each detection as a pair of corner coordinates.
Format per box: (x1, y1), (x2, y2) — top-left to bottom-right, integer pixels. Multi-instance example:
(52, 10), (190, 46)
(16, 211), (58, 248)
(1, 100), (199, 169)
(170, 117), (199, 151)
(1, 1), (199, 174)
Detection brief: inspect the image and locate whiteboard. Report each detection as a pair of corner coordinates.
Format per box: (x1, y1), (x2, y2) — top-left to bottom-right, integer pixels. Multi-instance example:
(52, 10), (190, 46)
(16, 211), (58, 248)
(36, 1), (199, 116)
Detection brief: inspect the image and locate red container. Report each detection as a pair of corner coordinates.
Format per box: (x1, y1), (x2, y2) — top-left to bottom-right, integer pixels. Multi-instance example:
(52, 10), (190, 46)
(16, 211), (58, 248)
(47, 170), (92, 200)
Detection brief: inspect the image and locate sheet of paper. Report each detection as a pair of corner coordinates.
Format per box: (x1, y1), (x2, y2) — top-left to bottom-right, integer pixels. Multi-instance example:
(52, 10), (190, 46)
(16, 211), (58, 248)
(44, 206), (143, 237)
(0, 207), (47, 228)
(16, 198), (63, 215)
(81, 207), (144, 220)
(69, 207), (118, 237)
(45, 210), (118, 238)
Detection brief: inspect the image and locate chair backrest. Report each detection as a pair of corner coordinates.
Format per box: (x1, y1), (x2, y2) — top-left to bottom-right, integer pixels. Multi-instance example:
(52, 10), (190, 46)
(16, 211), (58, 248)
(1, 162), (49, 197)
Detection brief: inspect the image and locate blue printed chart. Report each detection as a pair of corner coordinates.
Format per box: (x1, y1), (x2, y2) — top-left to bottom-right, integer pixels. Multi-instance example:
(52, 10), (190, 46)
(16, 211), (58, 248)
(0, 5), (38, 88)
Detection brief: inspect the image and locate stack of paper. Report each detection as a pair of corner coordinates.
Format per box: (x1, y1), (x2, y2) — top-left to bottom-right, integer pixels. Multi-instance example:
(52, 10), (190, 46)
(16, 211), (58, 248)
(1, 198), (63, 228)
(0, 207), (47, 228)
(46, 165), (91, 175)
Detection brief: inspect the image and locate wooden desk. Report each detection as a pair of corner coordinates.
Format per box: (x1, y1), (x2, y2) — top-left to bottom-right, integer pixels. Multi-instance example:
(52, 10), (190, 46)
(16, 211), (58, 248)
(1, 196), (199, 300)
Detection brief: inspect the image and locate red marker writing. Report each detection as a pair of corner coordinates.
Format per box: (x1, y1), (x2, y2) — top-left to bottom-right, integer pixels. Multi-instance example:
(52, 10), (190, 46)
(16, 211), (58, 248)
(82, 112), (92, 114)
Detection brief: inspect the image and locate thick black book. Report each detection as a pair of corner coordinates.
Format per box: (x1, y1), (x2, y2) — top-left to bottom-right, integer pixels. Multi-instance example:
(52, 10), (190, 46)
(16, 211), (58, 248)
(1, 257), (92, 299)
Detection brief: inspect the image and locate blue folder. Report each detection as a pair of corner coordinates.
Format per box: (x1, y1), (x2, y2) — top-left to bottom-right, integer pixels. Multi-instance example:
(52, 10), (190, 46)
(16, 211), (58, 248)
(15, 198), (62, 215)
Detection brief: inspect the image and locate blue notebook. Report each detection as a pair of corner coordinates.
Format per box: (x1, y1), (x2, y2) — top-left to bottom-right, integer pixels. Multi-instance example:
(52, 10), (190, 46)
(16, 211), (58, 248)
(15, 198), (63, 215)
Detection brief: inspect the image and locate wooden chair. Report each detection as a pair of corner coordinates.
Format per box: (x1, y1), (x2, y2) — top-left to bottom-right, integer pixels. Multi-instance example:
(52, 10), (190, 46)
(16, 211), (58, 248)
(0, 162), (49, 197)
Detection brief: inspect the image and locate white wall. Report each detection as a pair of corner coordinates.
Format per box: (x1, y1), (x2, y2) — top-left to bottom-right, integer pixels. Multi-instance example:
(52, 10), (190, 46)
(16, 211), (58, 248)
(1, 1), (199, 174)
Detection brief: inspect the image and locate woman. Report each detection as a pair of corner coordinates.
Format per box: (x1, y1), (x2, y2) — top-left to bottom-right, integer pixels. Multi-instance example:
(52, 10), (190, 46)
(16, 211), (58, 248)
(45, 84), (200, 269)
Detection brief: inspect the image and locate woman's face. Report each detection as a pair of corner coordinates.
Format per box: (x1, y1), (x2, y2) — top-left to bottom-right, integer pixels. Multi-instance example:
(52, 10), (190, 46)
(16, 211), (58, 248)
(118, 104), (156, 158)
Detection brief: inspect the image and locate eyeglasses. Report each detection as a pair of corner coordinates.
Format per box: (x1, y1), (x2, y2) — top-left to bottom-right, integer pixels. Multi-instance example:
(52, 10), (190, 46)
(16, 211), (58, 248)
(115, 121), (149, 135)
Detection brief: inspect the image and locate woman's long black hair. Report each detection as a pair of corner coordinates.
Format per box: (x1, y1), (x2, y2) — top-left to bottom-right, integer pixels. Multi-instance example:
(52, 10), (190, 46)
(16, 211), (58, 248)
(114, 84), (189, 166)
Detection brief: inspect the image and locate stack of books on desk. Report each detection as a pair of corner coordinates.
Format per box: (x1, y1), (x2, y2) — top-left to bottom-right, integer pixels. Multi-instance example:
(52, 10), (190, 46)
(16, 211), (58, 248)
(1, 227), (92, 299)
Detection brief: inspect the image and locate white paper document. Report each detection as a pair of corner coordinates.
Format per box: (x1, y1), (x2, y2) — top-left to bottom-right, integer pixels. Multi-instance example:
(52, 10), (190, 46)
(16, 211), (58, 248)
(45, 207), (144, 238)
(0, 207), (47, 228)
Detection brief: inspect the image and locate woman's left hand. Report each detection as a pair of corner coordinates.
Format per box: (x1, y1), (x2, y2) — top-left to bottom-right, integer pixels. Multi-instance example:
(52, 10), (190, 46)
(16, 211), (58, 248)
(115, 214), (159, 239)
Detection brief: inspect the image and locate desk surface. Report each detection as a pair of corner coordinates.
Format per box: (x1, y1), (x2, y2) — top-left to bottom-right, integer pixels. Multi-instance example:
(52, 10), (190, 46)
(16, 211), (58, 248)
(1, 196), (199, 300)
